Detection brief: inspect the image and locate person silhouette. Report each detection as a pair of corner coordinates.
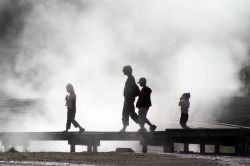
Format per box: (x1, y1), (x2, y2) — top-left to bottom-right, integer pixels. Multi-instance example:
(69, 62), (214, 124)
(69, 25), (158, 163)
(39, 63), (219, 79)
(179, 92), (191, 129)
(136, 77), (157, 133)
(120, 65), (139, 132)
(64, 83), (85, 133)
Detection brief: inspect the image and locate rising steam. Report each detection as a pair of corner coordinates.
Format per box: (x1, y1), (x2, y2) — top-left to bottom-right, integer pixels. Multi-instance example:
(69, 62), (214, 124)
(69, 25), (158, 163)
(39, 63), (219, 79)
(0, 0), (250, 134)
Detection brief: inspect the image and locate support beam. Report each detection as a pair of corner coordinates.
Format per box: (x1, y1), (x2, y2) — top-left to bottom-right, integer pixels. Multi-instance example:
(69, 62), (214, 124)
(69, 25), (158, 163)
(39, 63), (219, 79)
(163, 142), (174, 153)
(244, 140), (249, 154)
(236, 138), (249, 154)
(163, 144), (168, 153)
(142, 144), (147, 153)
(93, 146), (97, 153)
(184, 143), (189, 153)
(215, 144), (220, 154)
(87, 145), (92, 152)
(200, 144), (205, 154)
(70, 144), (75, 152)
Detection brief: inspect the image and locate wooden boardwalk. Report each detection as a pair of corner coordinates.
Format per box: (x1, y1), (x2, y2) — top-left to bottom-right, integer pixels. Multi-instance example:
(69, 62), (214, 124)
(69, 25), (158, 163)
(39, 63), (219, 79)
(0, 129), (250, 154)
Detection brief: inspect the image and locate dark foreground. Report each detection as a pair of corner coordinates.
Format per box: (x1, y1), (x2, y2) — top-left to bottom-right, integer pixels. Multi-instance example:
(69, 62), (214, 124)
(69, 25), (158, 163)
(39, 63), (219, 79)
(0, 152), (250, 166)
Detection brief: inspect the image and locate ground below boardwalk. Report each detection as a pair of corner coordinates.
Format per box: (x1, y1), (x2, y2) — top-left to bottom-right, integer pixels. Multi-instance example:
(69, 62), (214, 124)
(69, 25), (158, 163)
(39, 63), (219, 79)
(0, 152), (238, 166)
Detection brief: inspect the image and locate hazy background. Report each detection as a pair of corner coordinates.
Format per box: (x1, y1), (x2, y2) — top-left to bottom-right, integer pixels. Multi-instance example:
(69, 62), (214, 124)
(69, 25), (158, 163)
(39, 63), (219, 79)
(0, 0), (250, 151)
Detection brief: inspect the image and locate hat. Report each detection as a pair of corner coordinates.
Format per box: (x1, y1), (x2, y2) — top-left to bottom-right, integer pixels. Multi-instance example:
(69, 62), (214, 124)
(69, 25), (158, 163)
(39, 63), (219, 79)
(137, 77), (147, 84)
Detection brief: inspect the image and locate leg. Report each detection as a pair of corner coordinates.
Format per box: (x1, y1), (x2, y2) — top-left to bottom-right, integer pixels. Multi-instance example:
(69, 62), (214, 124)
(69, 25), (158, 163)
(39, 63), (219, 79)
(69, 114), (85, 132)
(183, 114), (189, 129)
(66, 110), (72, 130)
(71, 119), (85, 132)
(145, 118), (152, 127)
(121, 100), (130, 132)
(141, 108), (153, 127)
(68, 112), (77, 128)
(142, 108), (157, 132)
(180, 113), (186, 128)
(127, 101), (138, 124)
(138, 108), (148, 131)
(180, 113), (183, 127)
(184, 114), (189, 125)
(71, 118), (80, 128)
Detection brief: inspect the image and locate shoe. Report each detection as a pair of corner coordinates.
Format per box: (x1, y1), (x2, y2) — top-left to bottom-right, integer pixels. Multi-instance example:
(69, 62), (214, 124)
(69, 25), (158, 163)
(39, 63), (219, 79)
(150, 125), (157, 132)
(120, 128), (126, 133)
(180, 124), (190, 129)
(62, 130), (68, 134)
(79, 127), (85, 133)
(138, 127), (147, 133)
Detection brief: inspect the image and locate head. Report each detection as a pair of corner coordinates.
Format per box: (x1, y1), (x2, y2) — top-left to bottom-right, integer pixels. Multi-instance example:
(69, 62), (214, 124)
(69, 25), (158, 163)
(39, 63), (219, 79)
(138, 77), (147, 87)
(123, 65), (132, 76)
(183, 92), (191, 99)
(66, 83), (75, 94)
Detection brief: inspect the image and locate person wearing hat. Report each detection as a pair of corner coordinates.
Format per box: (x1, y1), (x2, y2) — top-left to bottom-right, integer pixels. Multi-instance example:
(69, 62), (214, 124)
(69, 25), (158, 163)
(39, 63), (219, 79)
(120, 65), (139, 132)
(178, 92), (191, 129)
(136, 77), (157, 132)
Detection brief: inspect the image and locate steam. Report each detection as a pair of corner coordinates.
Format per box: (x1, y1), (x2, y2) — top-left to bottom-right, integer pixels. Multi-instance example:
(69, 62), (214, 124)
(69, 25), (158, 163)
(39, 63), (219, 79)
(0, 0), (250, 134)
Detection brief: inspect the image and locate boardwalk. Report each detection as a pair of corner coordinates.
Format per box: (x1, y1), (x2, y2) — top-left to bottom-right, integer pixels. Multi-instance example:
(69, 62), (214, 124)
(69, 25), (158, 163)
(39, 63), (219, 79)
(0, 128), (250, 155)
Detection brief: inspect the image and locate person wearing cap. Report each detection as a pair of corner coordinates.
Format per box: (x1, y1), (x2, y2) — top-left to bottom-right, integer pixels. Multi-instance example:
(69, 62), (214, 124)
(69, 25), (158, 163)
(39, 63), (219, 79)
(63, 83), (85, 133)
(120, 65), (139, 132)
(136, 77), (157, 132)
(178, 92), (191, 129)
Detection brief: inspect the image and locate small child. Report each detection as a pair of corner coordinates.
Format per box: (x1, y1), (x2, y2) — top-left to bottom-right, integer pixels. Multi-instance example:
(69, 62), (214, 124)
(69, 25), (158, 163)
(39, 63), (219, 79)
(136, 77), (157, 132)
(64, 83), (85, 133)
(178, 92), (191, 129)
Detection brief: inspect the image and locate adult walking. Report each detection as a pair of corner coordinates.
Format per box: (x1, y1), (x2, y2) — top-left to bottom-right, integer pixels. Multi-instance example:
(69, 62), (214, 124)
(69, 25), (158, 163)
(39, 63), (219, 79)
(120, 65), (139, 132)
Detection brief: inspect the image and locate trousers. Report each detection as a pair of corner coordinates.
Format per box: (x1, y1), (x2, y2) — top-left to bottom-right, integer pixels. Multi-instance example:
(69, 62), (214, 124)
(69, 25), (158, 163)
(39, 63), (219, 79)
(122, 99), (138, 126)
(66, 110), (80, 130)
(138, 107), (151, 128)
(180, 113), (188, 125)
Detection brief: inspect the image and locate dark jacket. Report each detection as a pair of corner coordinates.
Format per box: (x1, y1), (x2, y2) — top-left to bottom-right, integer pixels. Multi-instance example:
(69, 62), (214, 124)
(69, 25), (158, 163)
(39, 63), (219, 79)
(136, 86), (152, 108)
(65, 93), (76, 112)
(179, 97), (189, 114)
(123, 75), (137, 100)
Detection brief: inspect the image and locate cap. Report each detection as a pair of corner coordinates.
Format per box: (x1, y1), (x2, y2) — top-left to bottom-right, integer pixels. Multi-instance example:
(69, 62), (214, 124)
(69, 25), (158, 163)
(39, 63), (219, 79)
(137, 77), (147, 84)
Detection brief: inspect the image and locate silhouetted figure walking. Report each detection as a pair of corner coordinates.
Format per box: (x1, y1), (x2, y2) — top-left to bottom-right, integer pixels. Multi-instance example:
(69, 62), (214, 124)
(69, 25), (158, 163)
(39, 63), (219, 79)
(179, 92), (191, 129)
(136, 77), (157, 133)
(120, 65), (139, 132)
(64, 83), (85, 133)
